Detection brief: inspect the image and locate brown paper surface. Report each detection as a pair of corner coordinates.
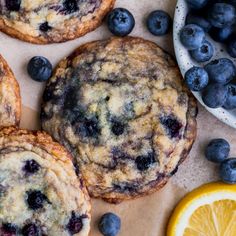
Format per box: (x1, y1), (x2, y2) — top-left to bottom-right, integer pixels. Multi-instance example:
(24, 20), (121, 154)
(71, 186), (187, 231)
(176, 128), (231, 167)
(1, 0), (235, 235)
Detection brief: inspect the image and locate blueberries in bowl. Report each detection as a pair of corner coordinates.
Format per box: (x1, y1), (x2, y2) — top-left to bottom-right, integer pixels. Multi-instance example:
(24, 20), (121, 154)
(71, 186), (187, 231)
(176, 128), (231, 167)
(208, 3), (236, 28)
(186, 13), (212, 32)
(223, 84), (236, 110)
(202, 83), (228, 108)
(204, 58), (236, 84)
(27, 56), (52, 82)
(186, 0), (209, 10)
(190, 40), (214, 62)
(185, 67), (209, 91)
(180, 24), (205, 50)
(205, 138), (230, 163)
(146, 10), (171, 36)
(220, 158), (236, 184)
(107, 8), (135, 37)
(99, 213), (121, 236)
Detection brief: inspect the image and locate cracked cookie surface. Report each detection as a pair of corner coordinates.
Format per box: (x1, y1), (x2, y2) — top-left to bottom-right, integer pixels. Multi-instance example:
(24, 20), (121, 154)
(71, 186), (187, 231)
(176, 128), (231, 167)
(41, 37), (198, 203)
(0, 127), (91, 235)
(0, 0), (115, 44)
(0, 55), (21, 127)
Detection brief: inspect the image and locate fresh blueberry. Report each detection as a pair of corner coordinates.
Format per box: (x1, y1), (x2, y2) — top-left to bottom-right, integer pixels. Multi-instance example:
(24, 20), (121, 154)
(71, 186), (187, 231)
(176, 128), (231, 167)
(63, 0), (78, 14)
(39, 22), (52, 32)
(189, 40), (214, 62)
(107, 8), (135, 37)
(160, 116), (182, 138)
(185, 67), (209, 91)
(99, 213), (121, 236)
(208, 3), (236, 28)
(21, 223), (41, 236)
(27, 56), (52, 82)
(1, 223), (18, 235)
(146, 10), (171, 36)
(186, 0), (208, 9)
(23, 160), (41, 175)
(223, 84), (236, 110)
(6, 0), (21, 11)
(66, 212), (83, 234)
(209, 26), (234, 42)
(135, 153), (156, 171)
(180, 24), (205, 50)
(227, 36), (236, 58)
(220, 158), (236, 184)
(186, 13), (212, 32)
(205, 138), (230, 163)
(26, 190), (48, 210)
(204, 58), (236, 84)
(202, 83), (228, 108)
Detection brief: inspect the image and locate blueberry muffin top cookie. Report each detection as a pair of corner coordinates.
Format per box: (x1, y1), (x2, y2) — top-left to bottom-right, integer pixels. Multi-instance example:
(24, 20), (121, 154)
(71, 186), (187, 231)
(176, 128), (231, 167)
(0, 55), (21, 127)
(0, 0), (115, 44)
(0, 127), (91, 235)
(41, 37), (197, 203)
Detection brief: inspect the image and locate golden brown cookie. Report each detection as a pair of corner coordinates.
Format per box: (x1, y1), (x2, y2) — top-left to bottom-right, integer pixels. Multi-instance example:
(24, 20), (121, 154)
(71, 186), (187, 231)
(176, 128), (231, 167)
(0, 54), (21, 127)
(0, 0), (115, 44)
(0, 127), (91, 235)
(41, 37), (198, 203)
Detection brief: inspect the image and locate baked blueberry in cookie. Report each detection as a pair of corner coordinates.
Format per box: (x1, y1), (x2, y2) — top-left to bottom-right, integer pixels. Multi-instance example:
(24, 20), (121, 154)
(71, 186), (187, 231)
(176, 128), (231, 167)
(0, 127), (91, 235)
(0, 0), (115, 44)
(0, 54), (21, 127)
(41, 37), (197, 203)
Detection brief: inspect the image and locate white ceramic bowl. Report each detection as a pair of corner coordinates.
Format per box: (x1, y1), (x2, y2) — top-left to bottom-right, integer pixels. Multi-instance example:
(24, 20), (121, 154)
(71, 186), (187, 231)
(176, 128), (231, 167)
(173, 0), (236, 128)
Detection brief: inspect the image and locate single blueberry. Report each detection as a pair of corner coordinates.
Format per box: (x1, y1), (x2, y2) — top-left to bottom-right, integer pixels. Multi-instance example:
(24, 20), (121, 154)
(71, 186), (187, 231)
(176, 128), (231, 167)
(146, 10), (171, 36)
(208, 3), (236, 28)
(111, 120), (125, 136)
(186, 0), (208, 9)
(160, 116), (182, 138)
(209, 26), (233, 42)
(190, 40), (214, 62)
(227, 36), (236, 58)
(66, 211), (83, 234)
(186, 13), (212, 32)
(107, 8), (135, 36)
(1, 223), (18, 235)
(63, 0), (78, 14)
(98, 213), (121, 236)
(180, 24), (205, 50)
(204, 58), (236, 84)
(39, 22), (52, 32)
(202, 83), (228, 108)
(21, 223), (41, 236)
(223, 84), (236, 110)
(26, 190), (48, 210)
(27, 56), (52, 82)
(220, 158), (236, 184)
(135, 153), (156, 171)
(185, 67), (209, 91)
(23, 160), (41, 175)
(6, 0), (21, 11)
(205, 138), (230, 163)
(77, 117), (101, 138)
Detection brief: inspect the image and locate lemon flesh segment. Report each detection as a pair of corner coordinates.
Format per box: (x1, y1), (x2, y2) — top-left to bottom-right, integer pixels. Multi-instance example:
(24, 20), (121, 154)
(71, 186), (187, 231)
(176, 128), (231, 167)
(184, 200), (236, 236)
(167, 183), (236, 236)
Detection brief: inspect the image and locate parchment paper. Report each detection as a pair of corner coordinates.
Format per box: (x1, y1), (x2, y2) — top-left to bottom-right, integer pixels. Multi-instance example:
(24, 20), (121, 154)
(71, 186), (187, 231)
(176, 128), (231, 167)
(1, 0), (234, 235)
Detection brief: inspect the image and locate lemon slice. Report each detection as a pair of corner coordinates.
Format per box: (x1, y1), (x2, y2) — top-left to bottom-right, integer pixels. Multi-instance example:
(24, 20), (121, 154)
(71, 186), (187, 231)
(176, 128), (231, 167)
(167, 182), (236, 236)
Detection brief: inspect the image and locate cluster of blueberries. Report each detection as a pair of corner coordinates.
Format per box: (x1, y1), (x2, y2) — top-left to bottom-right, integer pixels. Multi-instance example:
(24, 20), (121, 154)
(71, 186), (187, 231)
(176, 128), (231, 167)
(181, 0), (236, 109)
(205, 138), (236, 184)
